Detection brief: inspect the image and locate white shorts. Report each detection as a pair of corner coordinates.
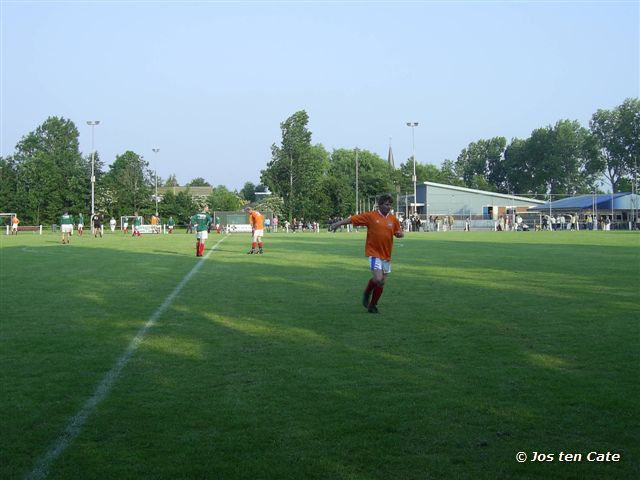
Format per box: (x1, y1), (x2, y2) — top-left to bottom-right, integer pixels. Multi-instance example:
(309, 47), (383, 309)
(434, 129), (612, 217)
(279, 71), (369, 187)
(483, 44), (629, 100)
(252, 229), (264, 241)
(369, 256), (391, 274)
(61, 224), (73, 233)
(77, 223), (83, 228)
(11, 225), (17, 230)
(196, 231), (208, 240)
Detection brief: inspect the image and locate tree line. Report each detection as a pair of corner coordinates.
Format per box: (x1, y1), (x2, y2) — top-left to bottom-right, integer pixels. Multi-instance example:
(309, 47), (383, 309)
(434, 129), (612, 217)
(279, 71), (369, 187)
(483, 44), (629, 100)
(1, 98), (637, 225)
(262, 99), (638, 221)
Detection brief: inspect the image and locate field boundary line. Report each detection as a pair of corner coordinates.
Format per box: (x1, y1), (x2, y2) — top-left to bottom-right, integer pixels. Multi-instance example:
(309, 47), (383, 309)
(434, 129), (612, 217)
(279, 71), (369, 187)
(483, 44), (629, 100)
(25, 235), (229, 480)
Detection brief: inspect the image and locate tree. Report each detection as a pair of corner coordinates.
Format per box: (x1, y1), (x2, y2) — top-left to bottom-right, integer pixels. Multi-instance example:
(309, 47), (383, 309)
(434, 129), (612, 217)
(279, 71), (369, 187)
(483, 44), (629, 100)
(158, 189), (197, 226)
(261, 110), (326, 221)
(0, 157), (19, 216)
(325, 148), (394, 217)
(590, 98), (640, 192)
(103, 151), (153, 216)
(187, 177), (211, 187)
(254, 195), (285, 218)
(454, 137), (506, 190)
(240, 181), (256, 202)
(206, 185), (244, 211)
(12, 116), (87, 224)
(164, 174), (179, 187)
(439, 159), (464, 186)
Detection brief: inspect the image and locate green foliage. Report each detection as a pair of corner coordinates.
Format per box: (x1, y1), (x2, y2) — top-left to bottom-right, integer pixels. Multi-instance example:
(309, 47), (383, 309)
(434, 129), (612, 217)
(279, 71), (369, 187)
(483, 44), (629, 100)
(206, 185), (244, 211)
(0, 157), (19, 214)
(187, 177), (211, 187)
(254, 195), (284, 217)
(261, 110), (327, 221)
(240, 181), (256, 202)
(501, 121), (599, 196)
(11, 116), (87, 224)
(164, 174), (179, 187)
(455, 137), (507, 189)
(2, 100), (638, 225)
(590, 97), (640, 192)
(158, 190), (197, 226)
(102, 151), (153, 216)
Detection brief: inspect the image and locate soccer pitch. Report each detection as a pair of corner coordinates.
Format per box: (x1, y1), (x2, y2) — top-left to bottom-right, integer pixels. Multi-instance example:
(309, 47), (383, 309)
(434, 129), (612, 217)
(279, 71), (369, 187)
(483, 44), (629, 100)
(1, 230), (638, 480)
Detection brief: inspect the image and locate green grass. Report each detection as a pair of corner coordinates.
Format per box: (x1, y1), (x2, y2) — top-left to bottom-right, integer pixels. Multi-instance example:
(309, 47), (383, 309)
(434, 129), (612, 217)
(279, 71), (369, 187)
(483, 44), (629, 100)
(1, 229), (638, 479)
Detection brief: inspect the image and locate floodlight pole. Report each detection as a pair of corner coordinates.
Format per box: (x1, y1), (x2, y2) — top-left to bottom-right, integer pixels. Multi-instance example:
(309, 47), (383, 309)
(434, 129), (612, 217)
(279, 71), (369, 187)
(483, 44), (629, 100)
(406, 122), (419, 215)
(87, 121), (100, 218)
(355, 147), (359, 215)
(152, 148), (160, 216)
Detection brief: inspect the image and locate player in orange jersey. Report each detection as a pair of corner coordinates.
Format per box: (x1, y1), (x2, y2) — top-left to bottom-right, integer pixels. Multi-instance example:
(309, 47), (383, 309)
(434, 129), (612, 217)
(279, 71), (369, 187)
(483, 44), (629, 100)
(245, 206), (265, 254)
(329, 193), (404, 314)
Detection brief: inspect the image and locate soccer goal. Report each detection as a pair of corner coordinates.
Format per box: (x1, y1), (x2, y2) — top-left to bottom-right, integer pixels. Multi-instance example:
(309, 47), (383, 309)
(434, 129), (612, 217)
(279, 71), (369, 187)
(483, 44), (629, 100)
(120, 215), (165, 234)
(120, 216), (137, 232)
(1, 213), (15, 235)
(213, 211), (252, 233)
(0, 212), (53, 235)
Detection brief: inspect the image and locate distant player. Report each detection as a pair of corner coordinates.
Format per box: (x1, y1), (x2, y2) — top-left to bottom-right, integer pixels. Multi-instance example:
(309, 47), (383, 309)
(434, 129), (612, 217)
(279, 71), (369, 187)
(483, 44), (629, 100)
(109, 217), (116, 233)
(191, 206), (212, 257)
(132, 213), (142, 237)
(77, 213), (84, 236)
(60, 211), (74, 244)
(245, 206), (265, 254)
(92, 213), (103, 237)
(11, 215), (19, 235)
(167, 216), (175, 234)
(329, 193), (404, 314)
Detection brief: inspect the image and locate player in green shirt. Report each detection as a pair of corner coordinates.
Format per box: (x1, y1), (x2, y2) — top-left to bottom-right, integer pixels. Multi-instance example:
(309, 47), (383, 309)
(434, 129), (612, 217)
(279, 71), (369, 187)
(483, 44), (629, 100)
(191, 206), (213, 257)
(133, 213), (142, 237)
(77, 213), (84, 236)
(167, 216), (176, 234)
(60, 211), (74, 244)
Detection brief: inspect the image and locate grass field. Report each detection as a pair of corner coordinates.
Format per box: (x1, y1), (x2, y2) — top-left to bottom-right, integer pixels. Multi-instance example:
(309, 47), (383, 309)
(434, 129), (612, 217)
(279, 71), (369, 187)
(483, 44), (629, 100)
(1, 229), (638, 480)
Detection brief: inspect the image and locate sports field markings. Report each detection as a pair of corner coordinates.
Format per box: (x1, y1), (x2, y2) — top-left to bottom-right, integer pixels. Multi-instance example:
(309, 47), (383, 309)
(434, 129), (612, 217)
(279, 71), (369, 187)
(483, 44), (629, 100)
(25, 235), (229, 480)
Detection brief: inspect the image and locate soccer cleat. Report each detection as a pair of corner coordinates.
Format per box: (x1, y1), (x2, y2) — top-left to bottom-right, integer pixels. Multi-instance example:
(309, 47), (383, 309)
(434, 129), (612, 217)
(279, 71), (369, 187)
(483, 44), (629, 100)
(258, 249), (263, 254)
(247, 249), (254, 254)
(367, 305), (379, 314)
(362, 291), (371, 309)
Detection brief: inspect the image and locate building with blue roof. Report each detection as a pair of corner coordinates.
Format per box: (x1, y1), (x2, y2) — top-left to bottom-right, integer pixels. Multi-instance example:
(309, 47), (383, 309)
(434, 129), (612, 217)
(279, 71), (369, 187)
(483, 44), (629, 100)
(529, 193), (639, 230)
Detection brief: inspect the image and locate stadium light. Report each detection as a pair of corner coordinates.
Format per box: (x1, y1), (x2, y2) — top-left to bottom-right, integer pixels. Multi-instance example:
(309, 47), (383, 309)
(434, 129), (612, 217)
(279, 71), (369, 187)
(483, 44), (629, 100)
(355, 147), (359, 215)
(406, 122), (419, 215)
(87, 121), (100, 218)
(152, 148), (160, 216)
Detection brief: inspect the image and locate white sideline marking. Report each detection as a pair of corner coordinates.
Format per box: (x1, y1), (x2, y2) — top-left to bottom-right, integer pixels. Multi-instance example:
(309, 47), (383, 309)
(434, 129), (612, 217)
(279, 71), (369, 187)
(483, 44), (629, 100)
(25, 235), (229, 480)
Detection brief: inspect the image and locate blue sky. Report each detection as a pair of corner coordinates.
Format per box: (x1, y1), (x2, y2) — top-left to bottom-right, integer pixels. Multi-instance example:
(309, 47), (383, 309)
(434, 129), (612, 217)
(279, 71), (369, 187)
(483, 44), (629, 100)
(1, 1), (638, 191)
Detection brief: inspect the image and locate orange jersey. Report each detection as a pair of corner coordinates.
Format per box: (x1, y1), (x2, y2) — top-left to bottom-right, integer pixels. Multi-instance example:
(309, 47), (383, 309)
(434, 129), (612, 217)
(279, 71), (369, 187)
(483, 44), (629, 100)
(12, 217), (19, 225)
(351, 211), (402, 261)
(249, 211), (264, 230)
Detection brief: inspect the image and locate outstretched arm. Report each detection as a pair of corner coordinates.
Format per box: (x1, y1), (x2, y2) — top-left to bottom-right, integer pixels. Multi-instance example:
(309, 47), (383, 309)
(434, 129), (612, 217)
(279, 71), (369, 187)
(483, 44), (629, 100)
(329, 217), (353, 232)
